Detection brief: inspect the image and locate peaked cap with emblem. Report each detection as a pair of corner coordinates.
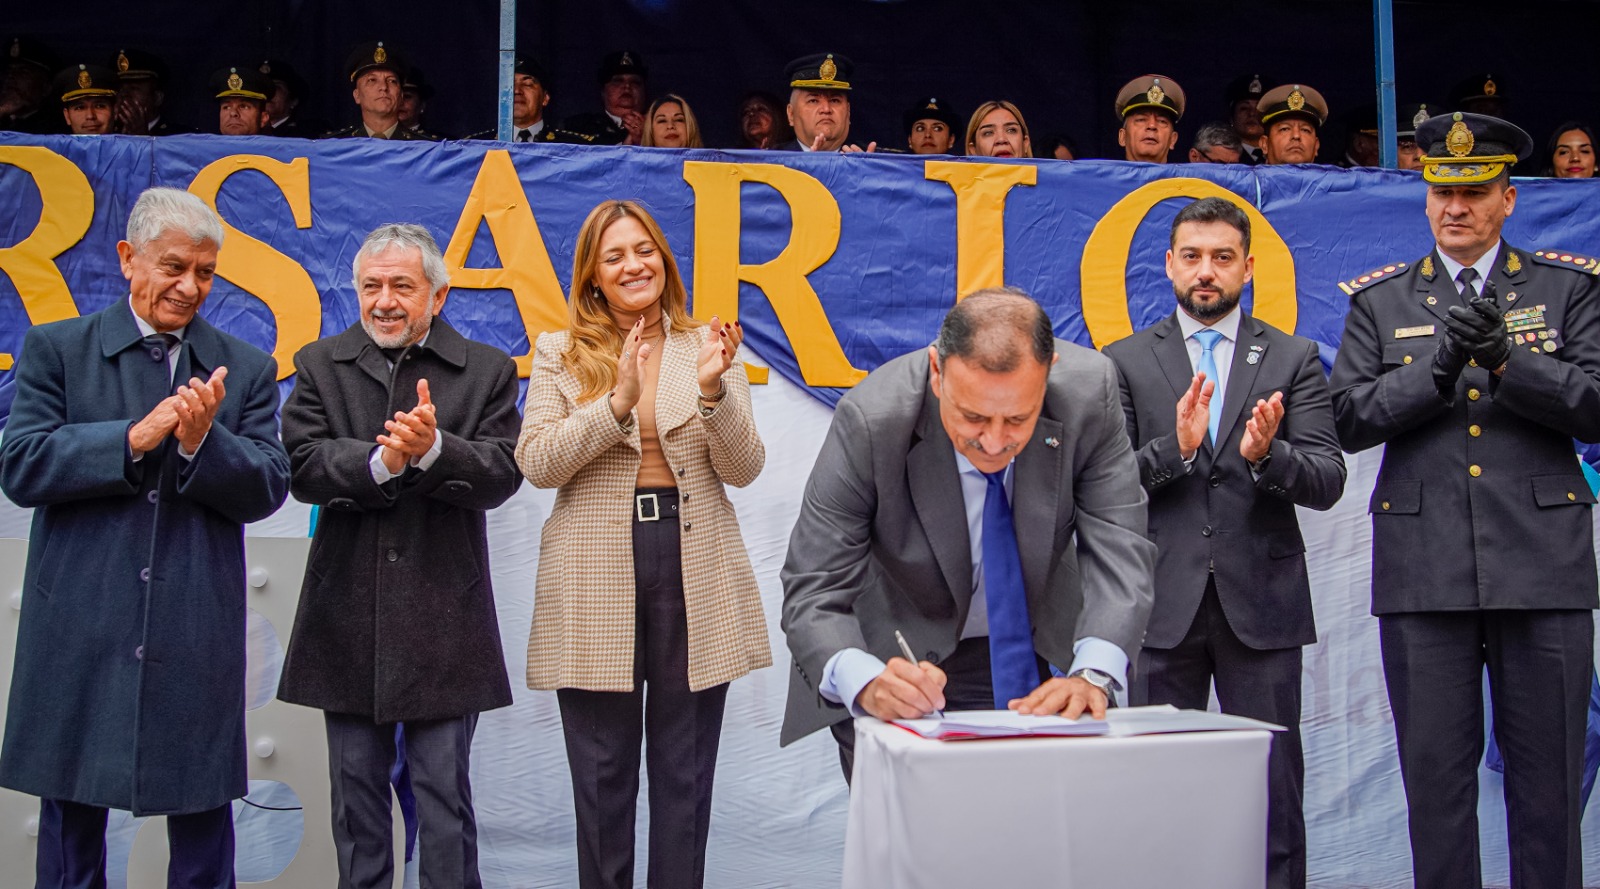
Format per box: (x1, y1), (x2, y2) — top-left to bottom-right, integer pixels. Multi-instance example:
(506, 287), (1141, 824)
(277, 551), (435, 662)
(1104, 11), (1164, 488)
(111, 48), (167, 83)
(1397, 102), (1436, 139)
(1258, 83), (1328, 128)
(1224, 73), (1270, 107)
(257, 59), (308, 98)
(1115, 74), (1185, 122)
(53, 63), (117, 104)
(596, 50), (647, 84)
(5, 37), (59, 77)
(345, 41), (407, 83)
(786, 52), (853, 92)
(1416, 111), (1531, 184)
(902, 96), (960, 134)
(209, 65), (272, 102)
(1450, 73), (1505, 108)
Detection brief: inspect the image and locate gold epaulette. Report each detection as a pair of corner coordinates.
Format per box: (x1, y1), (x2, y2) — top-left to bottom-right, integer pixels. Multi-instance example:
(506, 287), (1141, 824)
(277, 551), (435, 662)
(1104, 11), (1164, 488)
(1531, 250), (1600, 275)
(1337, 261), (1410, 296)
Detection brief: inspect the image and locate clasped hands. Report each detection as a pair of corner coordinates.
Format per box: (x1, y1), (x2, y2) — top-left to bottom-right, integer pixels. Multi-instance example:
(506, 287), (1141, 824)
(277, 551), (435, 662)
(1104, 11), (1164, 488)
(1175, 372), (1284, 464)
(609, 315), (743, 422)
(856, 657), (1111, 722)
(128, 367), (228, 457)
(1435, 293), (1511, 385)
(376, 379), (437, 475)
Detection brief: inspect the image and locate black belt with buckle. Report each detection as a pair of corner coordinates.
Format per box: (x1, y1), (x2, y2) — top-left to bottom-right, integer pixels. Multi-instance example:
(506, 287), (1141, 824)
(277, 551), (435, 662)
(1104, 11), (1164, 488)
(634, 489), (679, 522)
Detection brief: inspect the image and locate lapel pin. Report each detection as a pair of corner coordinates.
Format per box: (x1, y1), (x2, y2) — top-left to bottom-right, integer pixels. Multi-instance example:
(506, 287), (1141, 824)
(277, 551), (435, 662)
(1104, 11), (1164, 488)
(1246, 351), (1260, 365)
(1044, 436), (1060, 448)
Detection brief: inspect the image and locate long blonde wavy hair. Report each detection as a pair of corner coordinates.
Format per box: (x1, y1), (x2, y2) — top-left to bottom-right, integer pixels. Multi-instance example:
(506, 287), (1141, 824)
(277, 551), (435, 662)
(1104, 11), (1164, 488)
(563, 200), (700, 402)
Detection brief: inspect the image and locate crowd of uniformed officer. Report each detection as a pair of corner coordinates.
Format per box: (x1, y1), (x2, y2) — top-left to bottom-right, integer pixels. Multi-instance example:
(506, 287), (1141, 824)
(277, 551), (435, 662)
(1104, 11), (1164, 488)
(0, 34), (1570, 174)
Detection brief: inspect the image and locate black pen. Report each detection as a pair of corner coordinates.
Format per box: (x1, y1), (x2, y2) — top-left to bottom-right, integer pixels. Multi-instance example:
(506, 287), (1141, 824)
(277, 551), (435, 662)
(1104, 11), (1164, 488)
(895, 629), (945, 719)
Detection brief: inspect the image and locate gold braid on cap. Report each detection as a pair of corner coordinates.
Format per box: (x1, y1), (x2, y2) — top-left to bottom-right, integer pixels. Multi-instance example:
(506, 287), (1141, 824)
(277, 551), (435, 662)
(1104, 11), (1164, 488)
(1419, 154), (1518, 184)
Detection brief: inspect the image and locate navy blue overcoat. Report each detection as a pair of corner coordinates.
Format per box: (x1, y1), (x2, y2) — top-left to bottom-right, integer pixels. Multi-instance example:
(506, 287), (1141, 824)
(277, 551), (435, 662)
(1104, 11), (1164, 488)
(0, 298), (289, 815)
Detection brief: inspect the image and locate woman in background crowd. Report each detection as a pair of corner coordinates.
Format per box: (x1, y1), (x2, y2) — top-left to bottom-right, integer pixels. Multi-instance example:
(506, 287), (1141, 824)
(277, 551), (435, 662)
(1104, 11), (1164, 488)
(642, 93), (703, 148)
(516, 200), (770, 889)
(966, 99), (1033, 158)
(1545, 121), (1596, 178)
(733, 89), (790, 149)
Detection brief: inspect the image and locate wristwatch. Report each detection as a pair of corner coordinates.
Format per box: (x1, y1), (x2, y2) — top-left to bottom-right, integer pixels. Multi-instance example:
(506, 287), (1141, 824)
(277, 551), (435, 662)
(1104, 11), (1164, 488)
(1068, 668), (1117, 700)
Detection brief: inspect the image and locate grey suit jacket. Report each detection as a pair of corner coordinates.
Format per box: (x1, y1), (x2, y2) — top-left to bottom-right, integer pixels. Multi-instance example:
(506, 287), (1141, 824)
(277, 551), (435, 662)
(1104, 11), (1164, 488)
(779, 339), (1156, 745)
(1105, 311), (1345, 651)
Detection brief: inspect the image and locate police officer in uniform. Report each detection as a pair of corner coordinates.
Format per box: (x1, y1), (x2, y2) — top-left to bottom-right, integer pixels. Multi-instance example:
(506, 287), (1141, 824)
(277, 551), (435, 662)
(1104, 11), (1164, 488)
(208, 65), (273, 136)
(903, 96), (960, 155)
(1224, 73), (1269, 164)
(52, 63), (117, 135)
(398, 65), (446, 141)
(0, 37), (62, 134)
(562, 50), (647, 145)
(1256, 83), (1327, 165)
(111, 49), (182, 135)
(1330, 112), (1600, 889)
(464, 57), (593, 144)
(1115, 74), (1185, 164)
(258, 59), (321, 138)
(321, 42), (431, 140)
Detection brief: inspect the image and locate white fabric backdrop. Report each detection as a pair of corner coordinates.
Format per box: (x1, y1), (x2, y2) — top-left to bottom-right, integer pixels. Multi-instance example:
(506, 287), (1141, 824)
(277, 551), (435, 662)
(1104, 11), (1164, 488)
(2, 348), (1599, 888)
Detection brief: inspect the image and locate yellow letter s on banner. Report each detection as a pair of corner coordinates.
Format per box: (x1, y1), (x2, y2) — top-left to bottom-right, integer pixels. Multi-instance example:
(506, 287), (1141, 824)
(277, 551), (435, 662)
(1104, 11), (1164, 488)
(189, 155), (321, 380)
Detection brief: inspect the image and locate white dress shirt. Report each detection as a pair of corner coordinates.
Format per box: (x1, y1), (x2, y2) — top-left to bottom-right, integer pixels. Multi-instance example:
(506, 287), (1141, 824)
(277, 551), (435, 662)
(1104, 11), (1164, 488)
(817, 445), (1130, 715)
(1436, 242), (1502, 296)
(367, 329), (443, 484)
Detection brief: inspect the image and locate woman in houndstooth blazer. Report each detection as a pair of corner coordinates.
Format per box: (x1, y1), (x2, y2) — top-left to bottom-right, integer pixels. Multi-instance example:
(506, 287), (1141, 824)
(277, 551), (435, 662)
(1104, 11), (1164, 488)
(516, 199), (770, 889)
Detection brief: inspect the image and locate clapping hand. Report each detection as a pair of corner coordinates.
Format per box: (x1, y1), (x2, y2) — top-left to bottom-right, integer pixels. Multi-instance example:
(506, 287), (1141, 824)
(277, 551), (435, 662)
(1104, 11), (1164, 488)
(1174, 371), (1215, 459)
(1444, 294), (1511, 373)
(376, 378), (438, 474)
(1239, 391), (1285, 464)
(173, 367), (229, 455)
(696, 315), (742, 397)
(610, 316), (652, 423)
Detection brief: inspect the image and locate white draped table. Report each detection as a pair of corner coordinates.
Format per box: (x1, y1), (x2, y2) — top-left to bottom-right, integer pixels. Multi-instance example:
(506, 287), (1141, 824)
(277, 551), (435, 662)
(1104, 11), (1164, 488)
(843, 712), (1274, 889)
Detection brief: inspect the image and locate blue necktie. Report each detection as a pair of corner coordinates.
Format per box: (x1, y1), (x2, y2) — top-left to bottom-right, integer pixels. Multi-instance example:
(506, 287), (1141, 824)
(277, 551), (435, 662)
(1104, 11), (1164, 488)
(1194, 329), (1223, 445)
(982, 469), (1036, 707)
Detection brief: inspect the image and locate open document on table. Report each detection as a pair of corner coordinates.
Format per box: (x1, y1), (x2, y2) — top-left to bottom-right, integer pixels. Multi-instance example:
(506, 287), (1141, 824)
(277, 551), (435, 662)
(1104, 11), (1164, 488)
(892, 704), (1284, 740)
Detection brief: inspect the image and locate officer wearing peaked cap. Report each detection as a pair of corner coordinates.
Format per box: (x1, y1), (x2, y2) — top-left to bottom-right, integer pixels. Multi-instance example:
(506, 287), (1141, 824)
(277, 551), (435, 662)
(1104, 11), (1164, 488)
(465, 57), (593, 144)
(256, 59), (320, 138)
(562, 50), (648, 146)
(53, 63), (117, 135)
(398, 65), (445, 141)
(1450, 73), (1507, 119)
(778, 52), (872, 152)
(1330, 111), (1600, 889)
(1115, 74), (1184, 164)
(321, 41), (429, 140)
(1, 37), (62, 134)
(1225, 73), (1270, 163)
(1395, 102), (1434, 171)
(1256, 83), (1326, 165)
(111, 48), (183, 135)
(904, 96), (960, 155)
(210, 65), (273, 136)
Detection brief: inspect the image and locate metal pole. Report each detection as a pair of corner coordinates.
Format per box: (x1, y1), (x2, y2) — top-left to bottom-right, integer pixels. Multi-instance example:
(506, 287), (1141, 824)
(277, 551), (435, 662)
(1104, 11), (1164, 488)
(496, 0), (516, 141)
(1374, 0), (1397, 168)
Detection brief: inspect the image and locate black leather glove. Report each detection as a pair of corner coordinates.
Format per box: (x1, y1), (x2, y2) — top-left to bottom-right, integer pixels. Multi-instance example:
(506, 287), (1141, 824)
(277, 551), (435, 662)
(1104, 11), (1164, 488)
(1432, 329), (1471, 394)
(1444, 294), (1511, 372)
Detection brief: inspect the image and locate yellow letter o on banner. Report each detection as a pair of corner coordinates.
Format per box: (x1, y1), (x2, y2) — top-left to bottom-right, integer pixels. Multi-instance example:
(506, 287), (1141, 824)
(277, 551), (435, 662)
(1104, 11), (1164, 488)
(1080, 178), (1296, 349)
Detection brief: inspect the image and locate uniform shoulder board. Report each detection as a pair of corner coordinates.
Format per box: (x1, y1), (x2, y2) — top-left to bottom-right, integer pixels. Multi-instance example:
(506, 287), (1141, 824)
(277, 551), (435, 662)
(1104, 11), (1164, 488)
(1530, 250), (1600, 275)
(1337, 261), (1411, 296)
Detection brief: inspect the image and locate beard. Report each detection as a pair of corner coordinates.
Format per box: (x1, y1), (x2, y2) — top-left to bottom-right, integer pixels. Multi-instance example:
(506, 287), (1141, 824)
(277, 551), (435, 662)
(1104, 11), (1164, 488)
(1175, 280), (1242, 323)
(362, 291), (435, 349)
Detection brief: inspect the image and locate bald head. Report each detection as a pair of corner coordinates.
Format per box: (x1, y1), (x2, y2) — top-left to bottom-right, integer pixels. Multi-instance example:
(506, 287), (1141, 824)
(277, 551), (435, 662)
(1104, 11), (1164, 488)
(935, 287), (1054, 373)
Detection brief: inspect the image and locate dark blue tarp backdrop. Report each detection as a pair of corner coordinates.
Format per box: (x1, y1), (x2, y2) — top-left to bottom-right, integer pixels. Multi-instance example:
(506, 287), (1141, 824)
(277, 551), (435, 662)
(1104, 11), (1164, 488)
(3, 131), (1600, 426)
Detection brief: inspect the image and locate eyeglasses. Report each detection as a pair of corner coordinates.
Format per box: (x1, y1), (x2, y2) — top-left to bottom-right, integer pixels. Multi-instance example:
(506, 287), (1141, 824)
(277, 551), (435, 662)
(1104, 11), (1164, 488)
(1193, 147), (1240, 164)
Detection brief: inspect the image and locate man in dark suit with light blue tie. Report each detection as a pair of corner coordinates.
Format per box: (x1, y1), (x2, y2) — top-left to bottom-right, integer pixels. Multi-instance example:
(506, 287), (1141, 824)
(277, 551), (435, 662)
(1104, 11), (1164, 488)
(1104, 197), (1346, 889)
(779, 288), (1156, 776)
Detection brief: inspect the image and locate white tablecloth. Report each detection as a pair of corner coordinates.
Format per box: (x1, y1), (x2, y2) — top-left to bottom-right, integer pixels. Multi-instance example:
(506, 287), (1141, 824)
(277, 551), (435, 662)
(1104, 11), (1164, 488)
(843, 715), (1272, 889)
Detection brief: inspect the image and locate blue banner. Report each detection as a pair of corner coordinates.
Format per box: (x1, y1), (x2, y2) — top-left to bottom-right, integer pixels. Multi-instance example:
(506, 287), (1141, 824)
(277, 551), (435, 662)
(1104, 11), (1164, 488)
(4, 132), (1600, 426)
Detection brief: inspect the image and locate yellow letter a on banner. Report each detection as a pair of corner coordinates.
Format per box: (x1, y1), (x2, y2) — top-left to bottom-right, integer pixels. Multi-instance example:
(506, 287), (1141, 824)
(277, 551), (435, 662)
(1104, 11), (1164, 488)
(443, 149), (566, 377)
(682, 161), (866, 387)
